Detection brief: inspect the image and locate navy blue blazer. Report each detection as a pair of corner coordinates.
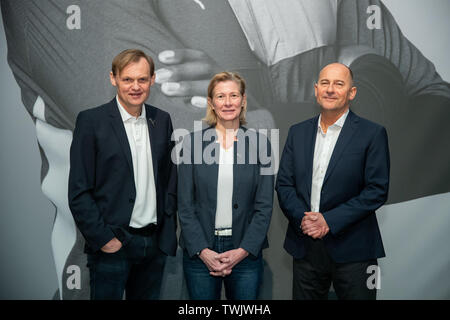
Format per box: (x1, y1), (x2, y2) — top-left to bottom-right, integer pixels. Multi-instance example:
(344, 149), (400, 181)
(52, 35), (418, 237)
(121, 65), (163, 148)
(276, 110), (390, 263)
(68, 98), (177, 255)
(178, 127), (274, 258)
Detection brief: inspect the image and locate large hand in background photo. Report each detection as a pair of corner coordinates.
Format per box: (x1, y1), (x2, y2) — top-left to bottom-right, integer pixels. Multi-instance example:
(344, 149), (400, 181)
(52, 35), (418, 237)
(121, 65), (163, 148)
(155, 48), (275, 130)
(156, 49), (216, 109)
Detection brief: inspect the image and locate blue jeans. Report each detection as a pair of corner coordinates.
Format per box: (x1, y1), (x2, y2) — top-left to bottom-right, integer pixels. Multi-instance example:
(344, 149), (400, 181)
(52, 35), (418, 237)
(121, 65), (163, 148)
(87, 232), (166, 300)
(183, 235), (263, 300)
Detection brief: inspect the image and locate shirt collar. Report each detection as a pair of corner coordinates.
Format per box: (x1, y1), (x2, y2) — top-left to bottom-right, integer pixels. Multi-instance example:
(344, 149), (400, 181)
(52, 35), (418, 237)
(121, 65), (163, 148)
(116, 96), (146, 122)
(317, 109), (349, 132)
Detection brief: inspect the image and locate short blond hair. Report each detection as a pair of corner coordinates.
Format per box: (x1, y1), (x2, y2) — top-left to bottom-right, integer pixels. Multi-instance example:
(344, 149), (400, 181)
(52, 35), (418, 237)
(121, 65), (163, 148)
(111, 49), (155, 76)
(204, 71), (247, 126)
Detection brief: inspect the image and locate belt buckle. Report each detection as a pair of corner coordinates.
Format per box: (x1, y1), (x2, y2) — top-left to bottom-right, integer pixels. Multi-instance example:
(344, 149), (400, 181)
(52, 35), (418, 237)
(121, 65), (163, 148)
(215, 228), (232, 236)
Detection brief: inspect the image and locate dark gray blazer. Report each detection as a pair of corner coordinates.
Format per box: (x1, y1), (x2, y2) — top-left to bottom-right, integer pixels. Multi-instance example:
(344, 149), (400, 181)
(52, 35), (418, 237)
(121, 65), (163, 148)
(276, 110), (390, 263)
(177, 127), (274, 258)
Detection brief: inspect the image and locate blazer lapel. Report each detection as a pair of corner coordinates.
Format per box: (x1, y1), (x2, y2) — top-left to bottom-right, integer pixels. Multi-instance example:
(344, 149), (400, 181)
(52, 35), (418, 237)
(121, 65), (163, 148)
(145, 104), (159, 184)
(232, 135), (245, 205)
(203, 130), (219, 216)
(306, 116), (319, 201)
(108, 99), (134, 177)
(322, 110), (359, 186)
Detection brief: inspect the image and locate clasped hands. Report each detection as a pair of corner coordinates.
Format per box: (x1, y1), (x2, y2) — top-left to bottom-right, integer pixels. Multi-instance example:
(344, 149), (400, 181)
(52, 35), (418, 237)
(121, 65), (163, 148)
(199, 248), (249, 277)
(301, 211), (330, 239)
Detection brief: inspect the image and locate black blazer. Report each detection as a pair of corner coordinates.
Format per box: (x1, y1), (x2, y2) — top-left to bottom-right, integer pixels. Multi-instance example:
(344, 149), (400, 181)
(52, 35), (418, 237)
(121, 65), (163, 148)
(178, 127), (274, 258)
(276, 110), (390, 263)
(68, 98), (177, 255)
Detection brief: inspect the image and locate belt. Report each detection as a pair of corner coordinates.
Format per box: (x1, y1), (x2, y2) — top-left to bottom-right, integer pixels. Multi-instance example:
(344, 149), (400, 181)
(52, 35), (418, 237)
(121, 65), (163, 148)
(128, 223), (157, 236)
(214, 228), (232, 236)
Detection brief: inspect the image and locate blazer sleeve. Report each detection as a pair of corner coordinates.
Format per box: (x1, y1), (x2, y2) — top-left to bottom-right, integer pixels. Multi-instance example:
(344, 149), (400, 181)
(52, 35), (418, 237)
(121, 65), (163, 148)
(68, 111), (115, 252)
(164, 115), (177, 217)
(177, 134), (209, 257)
(276, 127), (308, 236)
(323, 126), (390, 236)
(239, 134), (274, 257)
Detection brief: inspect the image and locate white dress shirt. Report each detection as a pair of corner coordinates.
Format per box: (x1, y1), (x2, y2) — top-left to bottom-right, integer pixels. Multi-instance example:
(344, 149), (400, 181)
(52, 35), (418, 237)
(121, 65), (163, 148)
(310, 109), (349, 213)
(215, 144), (234, 230)
(117, 97), (157, 228)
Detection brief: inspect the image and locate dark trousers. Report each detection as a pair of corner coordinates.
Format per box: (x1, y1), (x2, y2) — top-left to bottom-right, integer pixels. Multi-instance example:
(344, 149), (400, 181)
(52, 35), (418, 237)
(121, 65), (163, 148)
(293, 239), (377, 300)
(87, 226), (166, 300)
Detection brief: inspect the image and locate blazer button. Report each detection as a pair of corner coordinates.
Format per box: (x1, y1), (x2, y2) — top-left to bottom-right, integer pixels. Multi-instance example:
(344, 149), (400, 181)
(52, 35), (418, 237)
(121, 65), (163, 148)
(233, 204), (238, 209)
(129, 198), (135, 203)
